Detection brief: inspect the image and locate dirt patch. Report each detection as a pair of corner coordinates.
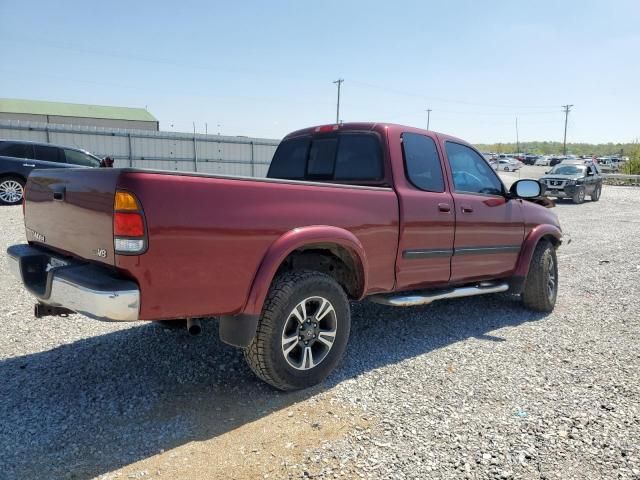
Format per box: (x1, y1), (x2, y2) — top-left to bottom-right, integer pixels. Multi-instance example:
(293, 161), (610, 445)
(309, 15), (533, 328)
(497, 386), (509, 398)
(99, 395), (372, 479)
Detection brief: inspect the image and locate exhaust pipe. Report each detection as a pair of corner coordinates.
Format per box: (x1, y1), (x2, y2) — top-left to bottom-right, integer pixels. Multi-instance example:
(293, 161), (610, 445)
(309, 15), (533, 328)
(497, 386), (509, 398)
(186, 317), (202, 336)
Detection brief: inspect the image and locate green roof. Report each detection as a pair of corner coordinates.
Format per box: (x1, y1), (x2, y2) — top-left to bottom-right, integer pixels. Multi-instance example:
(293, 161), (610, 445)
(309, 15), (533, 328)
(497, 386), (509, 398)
(0, 98), (157, 122)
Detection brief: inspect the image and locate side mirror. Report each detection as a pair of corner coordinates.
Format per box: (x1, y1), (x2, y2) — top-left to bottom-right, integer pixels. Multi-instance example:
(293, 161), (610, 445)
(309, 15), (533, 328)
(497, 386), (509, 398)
(510, 179), (541, 199)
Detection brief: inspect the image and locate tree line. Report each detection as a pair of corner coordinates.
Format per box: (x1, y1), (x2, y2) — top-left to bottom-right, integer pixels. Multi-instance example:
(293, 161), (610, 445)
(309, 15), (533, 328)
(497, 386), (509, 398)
(473, 141), (637, 157)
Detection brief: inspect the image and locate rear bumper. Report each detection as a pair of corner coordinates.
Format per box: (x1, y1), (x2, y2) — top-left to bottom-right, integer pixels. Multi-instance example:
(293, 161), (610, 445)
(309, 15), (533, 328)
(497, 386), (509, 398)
(7, 244), (140, 321)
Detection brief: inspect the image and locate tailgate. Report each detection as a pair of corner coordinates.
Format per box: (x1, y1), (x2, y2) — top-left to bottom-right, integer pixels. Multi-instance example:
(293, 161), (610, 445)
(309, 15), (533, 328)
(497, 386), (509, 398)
(24, 168), (121, 266)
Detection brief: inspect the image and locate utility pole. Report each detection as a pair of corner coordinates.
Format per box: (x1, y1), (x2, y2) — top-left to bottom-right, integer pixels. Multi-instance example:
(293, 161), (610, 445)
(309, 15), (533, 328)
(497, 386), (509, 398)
(333, 78), (344, 123)
(562, 104), (573, 156)
(515, 117), (519, 155)
(426, 109), (432, 130)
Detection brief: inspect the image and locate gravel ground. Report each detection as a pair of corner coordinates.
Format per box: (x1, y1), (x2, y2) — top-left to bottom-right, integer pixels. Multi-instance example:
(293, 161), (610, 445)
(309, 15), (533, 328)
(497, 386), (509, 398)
(1, 184), (639, 479)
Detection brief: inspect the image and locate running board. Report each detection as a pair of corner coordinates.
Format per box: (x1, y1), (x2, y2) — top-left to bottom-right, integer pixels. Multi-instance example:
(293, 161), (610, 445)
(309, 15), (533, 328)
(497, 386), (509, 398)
(368, 282), (509, 307)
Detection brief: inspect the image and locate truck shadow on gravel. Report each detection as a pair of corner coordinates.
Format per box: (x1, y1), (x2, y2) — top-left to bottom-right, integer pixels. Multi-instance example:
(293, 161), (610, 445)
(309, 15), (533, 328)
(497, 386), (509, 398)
(0, 294), (546, 479)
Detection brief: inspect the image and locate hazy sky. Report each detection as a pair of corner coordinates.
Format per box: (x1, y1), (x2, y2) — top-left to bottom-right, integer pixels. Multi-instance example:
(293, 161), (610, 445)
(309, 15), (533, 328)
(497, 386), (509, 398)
(1, 0), (638, 143)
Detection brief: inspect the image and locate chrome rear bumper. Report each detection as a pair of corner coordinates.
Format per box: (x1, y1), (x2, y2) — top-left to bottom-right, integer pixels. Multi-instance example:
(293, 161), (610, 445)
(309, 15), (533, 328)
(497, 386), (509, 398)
(7, 244), (140, 321)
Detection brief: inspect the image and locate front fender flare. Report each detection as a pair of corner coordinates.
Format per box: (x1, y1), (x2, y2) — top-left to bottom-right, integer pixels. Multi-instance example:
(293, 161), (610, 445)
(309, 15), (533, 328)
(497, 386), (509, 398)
(513, 224), (563, 280)
(242, 226), (368, 316)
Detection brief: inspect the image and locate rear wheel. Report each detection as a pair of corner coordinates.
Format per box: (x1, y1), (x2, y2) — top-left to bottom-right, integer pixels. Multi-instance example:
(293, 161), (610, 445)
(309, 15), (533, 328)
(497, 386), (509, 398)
(591, 184), (602, 202)
(572, 187), (585, 204)
(0, 176), (25, 205)
(244, 270), (351, 391)
(522, 240), (558, 312)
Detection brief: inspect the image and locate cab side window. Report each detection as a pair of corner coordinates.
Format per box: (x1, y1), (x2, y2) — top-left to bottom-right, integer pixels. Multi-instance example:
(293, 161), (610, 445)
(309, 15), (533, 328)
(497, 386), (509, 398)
(0, 142), (34, 159)
(33, 145), (62, 163)
(401, 133), (444, 192)
(445, 142), (503, 195)
(63, 149), (101, 167)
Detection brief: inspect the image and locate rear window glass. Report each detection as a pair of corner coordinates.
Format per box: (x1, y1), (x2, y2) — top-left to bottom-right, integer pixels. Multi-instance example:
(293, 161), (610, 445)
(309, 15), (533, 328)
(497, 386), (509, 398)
(268, 133), (383, 183)
(0, 142), (33, 159)
(267, 137), (309, 179)
(307, 138), (337, 178)
(335, 135), (383, 180)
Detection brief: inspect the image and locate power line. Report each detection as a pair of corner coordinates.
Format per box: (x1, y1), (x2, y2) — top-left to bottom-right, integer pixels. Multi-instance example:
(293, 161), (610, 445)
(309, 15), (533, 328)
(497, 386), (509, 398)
(333, 79), (344, 123)
(562, 104), (574, 155)
(349, 79), (558, 110)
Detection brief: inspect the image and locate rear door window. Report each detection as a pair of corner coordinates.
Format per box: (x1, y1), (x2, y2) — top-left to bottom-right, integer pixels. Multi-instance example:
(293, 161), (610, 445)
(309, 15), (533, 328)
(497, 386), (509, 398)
(401, 133), (445, 192)
(33, 145), (62, 163)
(0, 142), (34, 159)
(268, 133), (383, 184)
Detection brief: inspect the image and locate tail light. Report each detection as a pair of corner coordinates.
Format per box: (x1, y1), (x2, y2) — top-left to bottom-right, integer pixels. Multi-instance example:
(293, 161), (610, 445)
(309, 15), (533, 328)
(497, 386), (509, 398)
(113, 190), (147, 254)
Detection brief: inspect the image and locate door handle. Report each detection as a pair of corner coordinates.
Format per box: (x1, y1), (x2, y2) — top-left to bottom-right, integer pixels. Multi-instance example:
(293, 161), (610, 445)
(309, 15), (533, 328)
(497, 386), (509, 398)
(23, 163), (35, 167)
(461, 206), (474, 213)
(437, 203), (451, 212)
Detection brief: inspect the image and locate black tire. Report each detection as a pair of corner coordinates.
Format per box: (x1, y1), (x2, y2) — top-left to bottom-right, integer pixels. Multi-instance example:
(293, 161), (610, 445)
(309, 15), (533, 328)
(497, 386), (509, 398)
(591, 184), (602, 202)
(244, 270), (351, 391)
(572, 186), (585, 204)
(0, 175), (25, 206)
(522, 240), (558, 312)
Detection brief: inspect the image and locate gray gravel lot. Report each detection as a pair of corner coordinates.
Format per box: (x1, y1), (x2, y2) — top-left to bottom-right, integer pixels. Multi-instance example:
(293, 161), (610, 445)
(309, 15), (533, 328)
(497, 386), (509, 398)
(1, 184), (639, 479)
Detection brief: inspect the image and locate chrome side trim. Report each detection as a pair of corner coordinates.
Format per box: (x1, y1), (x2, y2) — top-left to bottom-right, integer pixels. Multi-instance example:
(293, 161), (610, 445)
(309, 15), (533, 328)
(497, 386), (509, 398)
(454, 245), (521, 256)
(403, 249), (453, 259)
(368, 283), (509, 307)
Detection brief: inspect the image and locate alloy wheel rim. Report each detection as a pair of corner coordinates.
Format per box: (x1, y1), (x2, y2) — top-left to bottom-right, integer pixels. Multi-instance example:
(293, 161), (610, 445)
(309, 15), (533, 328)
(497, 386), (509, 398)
(281, 296), (337, 370)
(547, 256), (556, 301)
(0, 180), (23, 203)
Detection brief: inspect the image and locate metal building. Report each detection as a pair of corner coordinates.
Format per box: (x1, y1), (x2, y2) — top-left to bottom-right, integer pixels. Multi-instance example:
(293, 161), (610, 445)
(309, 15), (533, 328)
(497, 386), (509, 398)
(0, 119), (280, 177)
(0, 98), (159, 131)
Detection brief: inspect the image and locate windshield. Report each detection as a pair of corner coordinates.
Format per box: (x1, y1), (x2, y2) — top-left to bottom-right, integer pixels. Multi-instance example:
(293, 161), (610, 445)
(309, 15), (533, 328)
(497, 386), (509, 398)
(549, 165), (585, 175)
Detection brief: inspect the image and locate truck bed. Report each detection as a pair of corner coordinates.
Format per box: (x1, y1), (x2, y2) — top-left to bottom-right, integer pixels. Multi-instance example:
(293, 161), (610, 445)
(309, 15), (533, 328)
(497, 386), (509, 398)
(24, 168), (400, 319)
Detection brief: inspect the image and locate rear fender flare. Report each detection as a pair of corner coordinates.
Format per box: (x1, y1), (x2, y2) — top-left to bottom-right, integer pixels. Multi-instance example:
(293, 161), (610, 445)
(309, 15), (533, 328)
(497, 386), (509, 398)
(242, 226), (368, 316)
(513, 224), (562, 279)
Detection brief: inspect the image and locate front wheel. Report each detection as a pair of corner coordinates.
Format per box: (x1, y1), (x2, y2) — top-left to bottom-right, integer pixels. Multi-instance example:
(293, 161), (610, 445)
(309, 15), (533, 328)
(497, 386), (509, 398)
(522, 240), (558, 312)
(0, 176), (25, 205)
(244, 270), (351, 391)
(572, 187), (585, 204)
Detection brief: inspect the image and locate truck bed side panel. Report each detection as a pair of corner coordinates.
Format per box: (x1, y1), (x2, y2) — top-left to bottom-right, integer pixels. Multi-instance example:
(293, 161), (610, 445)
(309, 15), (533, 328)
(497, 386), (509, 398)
(115, 172), (399, 320)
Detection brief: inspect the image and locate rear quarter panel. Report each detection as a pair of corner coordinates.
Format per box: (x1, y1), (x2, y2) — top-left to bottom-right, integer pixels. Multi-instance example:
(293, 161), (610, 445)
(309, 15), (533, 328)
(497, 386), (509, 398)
(115, 172), (399, 320)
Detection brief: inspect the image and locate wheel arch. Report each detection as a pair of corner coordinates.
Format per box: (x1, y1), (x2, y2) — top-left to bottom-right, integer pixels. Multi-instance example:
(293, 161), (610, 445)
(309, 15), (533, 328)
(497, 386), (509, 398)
(513, 225), (562, 280)
(0, 172), (27, 183)
(242, 226), (368, 316)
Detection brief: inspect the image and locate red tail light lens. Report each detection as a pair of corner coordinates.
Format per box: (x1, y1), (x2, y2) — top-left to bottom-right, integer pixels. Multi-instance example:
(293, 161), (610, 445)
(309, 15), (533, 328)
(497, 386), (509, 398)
(114, 212), (144, 237)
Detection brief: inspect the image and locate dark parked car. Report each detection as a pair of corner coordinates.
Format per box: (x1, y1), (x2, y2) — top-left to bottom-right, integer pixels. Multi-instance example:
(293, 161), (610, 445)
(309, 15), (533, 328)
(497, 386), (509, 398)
(0, 140), (103, 205)
(539, 161), (603, 204)
(549, 156), (566, 167)
(523, 154), (539, 165)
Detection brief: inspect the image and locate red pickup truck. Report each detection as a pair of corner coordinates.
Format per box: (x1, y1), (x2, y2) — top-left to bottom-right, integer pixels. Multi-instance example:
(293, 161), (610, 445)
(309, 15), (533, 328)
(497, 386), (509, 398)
(8, 123), (563, 390)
